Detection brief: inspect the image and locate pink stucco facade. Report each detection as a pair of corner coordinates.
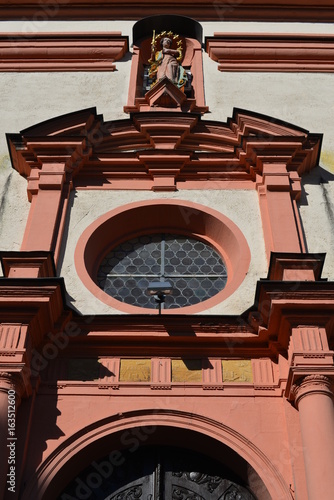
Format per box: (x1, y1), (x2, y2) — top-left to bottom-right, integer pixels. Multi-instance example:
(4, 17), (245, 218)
(1, 9), (334, 500)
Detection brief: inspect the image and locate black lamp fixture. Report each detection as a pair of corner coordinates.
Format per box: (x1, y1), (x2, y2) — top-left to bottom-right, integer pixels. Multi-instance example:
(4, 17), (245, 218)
(147, 281), (173, 313)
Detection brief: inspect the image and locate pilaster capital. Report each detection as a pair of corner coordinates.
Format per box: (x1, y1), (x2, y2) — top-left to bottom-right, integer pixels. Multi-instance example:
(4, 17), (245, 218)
(291, 374), (333, 408)
(0, 370), (28, 404)
(0, 371), (15, 389)
(27, 162), (67, 198)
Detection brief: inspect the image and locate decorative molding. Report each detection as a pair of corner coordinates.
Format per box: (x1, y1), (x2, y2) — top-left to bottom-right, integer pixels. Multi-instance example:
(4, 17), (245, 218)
(0, 371), (15, 389)
(291, 374), (333, 406)
(0, 324), (23, 351)
(202, 385), (224, 390)
(0, 33), (128, 72)
(152, 358), (171, 385)
(206, 33), (334, 73)
(252, 359), (274, 387)
(267, 253), (325, 281)
(203, 359), (223, 386)
(291, 326), (328, 353)
(138, 152), (190, 191)
(1, 1), (334, 22)
(0, 278), (68, 347)
(253, 279), (334, 357)
(284, 325), (334, 401)
(151, 385), (172, 390)
(0, 251), (56, 278)
(0, 370), (29, 400)
(132, 77), (188, 113)
(7, 107), (321, 191)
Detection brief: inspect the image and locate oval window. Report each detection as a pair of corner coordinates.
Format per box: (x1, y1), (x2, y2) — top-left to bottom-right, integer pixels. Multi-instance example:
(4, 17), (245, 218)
(97, 233), (227, 309)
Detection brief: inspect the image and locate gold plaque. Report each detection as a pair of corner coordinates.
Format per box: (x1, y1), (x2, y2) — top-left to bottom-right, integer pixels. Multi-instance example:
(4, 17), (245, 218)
(119, 359), (151, 382)
(222, 360), (253, 383)
(171, 359), (202, 383)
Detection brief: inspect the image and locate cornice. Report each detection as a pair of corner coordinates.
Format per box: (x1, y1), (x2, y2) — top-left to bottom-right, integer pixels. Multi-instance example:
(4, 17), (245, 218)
(0, 251), (57, 278)
(6, 108), (322, 192)
(0, 0), (334, 22)
(206, 33), (334, 72)
(0, 277), (69, 346)
(0, 33), (128, 72)
(253, 280), (334, 352)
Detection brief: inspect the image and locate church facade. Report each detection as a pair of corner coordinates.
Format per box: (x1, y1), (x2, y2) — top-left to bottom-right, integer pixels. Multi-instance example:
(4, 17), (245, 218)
(1, 3), (334, 499)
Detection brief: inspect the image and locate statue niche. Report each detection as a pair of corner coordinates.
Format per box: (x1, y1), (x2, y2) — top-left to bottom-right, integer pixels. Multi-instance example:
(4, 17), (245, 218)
(124, 18), (208, 114)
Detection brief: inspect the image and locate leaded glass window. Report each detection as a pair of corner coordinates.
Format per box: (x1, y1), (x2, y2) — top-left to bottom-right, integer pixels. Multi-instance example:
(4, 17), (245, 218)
(97, 234), (227, 309)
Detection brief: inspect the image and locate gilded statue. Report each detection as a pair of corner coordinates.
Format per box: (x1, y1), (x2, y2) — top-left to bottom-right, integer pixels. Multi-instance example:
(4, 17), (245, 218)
(148, 30), (188, 90)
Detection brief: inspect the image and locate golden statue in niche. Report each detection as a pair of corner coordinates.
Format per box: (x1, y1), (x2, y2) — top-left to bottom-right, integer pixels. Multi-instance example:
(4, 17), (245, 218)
(148, 30), (188, 90)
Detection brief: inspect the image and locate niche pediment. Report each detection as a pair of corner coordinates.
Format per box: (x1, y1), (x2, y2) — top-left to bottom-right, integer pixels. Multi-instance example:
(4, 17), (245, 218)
(143, 77), (187, 110)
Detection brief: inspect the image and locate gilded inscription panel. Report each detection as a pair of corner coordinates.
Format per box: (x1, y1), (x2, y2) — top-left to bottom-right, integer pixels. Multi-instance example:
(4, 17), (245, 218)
(171, 359), (202, 383)
(222, 360), (253, 383)
(119, 359), (151, 382)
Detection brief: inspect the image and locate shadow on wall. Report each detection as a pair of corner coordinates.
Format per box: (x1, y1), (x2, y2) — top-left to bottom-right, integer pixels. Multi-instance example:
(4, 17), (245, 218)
(300, 165), (334, 206)
(298, 165), (334, 253)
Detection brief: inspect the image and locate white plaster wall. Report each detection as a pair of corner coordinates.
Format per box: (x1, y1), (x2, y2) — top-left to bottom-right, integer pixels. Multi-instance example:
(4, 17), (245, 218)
(59, 189), (267, 315)
(0, 156), (30, 257)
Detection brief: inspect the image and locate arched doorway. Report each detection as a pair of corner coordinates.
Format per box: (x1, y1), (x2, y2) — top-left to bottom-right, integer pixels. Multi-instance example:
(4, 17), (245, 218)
(22, 412), (288, 499)
(59, 445), (256, 499)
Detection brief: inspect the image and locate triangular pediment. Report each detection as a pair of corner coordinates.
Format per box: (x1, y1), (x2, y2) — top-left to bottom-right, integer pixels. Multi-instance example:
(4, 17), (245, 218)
(144, 77), (187, 109)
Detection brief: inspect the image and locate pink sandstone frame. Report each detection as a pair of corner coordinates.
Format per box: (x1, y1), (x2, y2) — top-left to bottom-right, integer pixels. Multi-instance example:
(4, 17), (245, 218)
(74, 199), (251, 313)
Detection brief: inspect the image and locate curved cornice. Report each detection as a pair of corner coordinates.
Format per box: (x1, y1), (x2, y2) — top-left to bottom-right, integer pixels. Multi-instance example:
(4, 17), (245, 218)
(6, 107), (322, 195)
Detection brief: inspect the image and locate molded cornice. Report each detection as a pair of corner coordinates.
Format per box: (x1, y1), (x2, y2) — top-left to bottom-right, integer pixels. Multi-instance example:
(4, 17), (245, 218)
(0, 279), (68, 344)
(206, 33), (334, 72)
(0, 33), (128, 71)
(253, 280), (334, 353)
(7, 107), (322, 192)
(0, 0), (334, 21)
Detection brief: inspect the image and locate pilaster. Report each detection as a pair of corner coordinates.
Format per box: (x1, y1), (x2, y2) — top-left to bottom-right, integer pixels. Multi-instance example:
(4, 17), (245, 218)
(286, 326), (334, 500)
(291, 375), (334, 500)
(257, 162), (304, 258)
(21, 162), (67, 255)
(0, 371), (26, 499)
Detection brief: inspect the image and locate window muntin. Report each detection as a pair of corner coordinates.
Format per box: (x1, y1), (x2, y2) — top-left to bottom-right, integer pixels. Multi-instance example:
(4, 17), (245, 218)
(97, 233), (227, 309)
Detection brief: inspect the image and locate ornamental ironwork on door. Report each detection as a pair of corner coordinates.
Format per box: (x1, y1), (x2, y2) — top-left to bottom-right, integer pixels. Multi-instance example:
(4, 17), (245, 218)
(60, 446), (256, 499)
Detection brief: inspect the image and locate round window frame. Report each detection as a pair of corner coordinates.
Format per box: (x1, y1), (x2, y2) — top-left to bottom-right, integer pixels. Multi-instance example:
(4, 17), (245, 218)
(75, 200), (251, 314)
